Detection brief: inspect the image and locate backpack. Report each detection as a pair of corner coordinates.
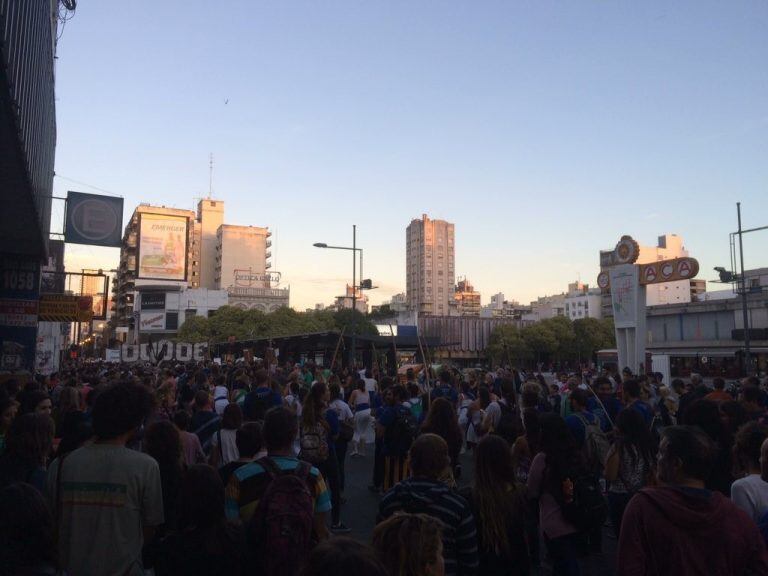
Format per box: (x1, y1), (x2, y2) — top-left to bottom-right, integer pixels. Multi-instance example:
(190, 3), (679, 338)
(493, 400), (520, 444)
(559, 472), (608, 532)
(247, 458), (315, 576)
(299, 421), (330, 464)
(384, 406), (419, 455)
(575, 413), (610, 471)
(245, 390), (272, 422)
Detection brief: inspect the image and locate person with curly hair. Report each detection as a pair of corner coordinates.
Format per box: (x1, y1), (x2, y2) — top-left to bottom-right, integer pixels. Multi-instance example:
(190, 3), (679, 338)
(372, 512), (445, 576)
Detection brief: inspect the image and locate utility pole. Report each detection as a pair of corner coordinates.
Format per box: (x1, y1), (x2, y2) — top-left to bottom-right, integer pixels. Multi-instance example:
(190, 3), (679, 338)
(351, 224), (357, 369)
(737, 202), (752, 375)
(208, 153), (214, 198)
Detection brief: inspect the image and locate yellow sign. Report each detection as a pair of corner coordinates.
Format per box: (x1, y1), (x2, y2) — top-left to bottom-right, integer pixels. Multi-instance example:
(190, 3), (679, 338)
(38, 295), (93, 322)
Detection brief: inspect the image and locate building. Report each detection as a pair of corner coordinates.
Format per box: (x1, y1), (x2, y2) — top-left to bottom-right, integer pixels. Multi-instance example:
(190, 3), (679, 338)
(133, 287), (228, 340)
(112, 204), (200, 329)
(198, 199), (224, 289)
(334, 285), (369, 314)
(214, 223), (288, 312)
(645, 268), (768, 378)
(0, 1), (61, 373)
(564, 281), (602, 320)
(523, 293), (567, 323)
(454, 277), (481, 316)
(112, 199), (289, 332)
(599, 234), (701, 316)
(406, 214), (455, 316)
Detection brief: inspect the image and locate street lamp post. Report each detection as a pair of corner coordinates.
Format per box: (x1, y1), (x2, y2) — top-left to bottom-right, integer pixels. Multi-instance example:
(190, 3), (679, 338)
(314, 225), (363, 368)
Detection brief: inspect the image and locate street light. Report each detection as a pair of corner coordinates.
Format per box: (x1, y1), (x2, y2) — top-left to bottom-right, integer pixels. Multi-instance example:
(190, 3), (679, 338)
(314, 226), (364, 368)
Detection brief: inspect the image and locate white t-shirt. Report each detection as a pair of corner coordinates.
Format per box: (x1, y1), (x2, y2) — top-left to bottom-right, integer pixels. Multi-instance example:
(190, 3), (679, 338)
(47, 444), (164, 576)
(213, 385), (229, 415)
(329, 398), (353, 421)
(210, 428), (239, 467)
(731, 473), (768, 523)
(364, 378), (378, 393)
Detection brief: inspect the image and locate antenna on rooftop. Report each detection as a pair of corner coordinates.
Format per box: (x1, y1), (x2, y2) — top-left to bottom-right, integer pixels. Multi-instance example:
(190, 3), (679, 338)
(208, 153), (214, 198)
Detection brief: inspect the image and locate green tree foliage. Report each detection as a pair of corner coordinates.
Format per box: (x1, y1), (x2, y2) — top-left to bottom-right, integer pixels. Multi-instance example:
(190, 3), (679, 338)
(175, 305), (378, 344)
(520, 322), (558, 363)
(487, 324), (530, 365)
(573, 316), (616, 360)
(490, 315), (617, 366)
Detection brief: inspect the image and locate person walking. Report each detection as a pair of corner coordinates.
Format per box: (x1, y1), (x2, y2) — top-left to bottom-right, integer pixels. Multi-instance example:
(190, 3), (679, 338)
(47, 382), (164, 576)
(604, 409), (656, 537)
(462, 435), (529, 576)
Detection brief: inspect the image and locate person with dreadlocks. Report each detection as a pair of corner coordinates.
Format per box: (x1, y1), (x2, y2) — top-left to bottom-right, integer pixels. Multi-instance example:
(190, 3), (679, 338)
(372, 512), (445, 576)
(461, 434), (529, 575)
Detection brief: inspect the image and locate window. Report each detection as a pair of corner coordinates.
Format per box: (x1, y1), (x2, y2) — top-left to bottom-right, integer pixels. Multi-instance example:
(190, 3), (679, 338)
(165, 312), (179, 331)
(185, 309), (197, 320)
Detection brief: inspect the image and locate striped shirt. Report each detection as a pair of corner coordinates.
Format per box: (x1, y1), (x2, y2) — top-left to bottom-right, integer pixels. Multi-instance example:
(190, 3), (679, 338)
(225, 455), (331, 523)
(379, 478), (479, 576)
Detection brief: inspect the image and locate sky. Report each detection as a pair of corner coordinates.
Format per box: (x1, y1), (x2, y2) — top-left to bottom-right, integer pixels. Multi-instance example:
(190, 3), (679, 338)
(53, 1), (768, 311)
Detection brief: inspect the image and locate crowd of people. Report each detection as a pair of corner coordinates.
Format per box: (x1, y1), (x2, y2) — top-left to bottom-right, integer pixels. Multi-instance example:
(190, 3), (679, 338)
(2, 359), (768, 575)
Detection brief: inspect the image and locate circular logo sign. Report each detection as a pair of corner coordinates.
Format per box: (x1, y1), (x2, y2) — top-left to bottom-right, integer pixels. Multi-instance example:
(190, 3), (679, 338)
(69, 197), (120, 242)
(660, 261), (675, 280)
(644, 265), (658, 283)
(678, 259), (693, 278)
(614, 236), (640, 265)
(597, 272), (610, 289)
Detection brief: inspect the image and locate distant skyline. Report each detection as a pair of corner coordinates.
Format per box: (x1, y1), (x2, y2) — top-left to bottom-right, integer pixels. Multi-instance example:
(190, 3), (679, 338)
(54, 2), (768, 310)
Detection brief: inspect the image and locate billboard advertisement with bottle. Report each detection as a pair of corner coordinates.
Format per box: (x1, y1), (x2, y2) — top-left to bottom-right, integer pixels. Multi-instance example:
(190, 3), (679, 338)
(137, 214), (188, 281)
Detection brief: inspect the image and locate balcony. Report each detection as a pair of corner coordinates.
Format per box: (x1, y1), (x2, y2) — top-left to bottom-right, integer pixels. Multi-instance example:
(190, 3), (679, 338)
(266, 240), (272, 249)
(265, 251), (272, 259)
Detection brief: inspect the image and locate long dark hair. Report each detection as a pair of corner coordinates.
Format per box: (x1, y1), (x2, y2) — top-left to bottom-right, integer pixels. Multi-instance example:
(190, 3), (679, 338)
(539, 413), (583, 495)
(522, 408), (541, 455)
(615, 409), (655, 466)
(472, 435), (526, 557)
(421, 398), (462, 461)
(302, 382), (328, 429)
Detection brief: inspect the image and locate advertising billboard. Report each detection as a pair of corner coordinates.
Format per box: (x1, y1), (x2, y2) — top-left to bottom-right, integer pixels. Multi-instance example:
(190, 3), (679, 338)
(137, 214), (188, 281)
(65, 191), (124, 247)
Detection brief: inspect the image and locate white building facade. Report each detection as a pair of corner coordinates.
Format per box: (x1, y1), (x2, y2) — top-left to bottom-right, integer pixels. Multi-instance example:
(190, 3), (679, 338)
(564, 281), (603, 320)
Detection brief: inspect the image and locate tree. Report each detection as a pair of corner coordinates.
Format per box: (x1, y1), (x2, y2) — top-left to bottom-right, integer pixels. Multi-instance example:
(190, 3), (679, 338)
(176, 314), (212, 343)
(521, 322), (558, 364)
(541, 316), (577, 362)
(487, 324), (530, 366)
(573, 317), (614, 362)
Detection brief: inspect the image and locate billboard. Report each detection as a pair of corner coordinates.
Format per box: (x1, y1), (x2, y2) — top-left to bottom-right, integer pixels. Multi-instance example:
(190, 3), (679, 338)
(139, 311), (166, 331)
(65, 191), (124, 247)
(137, 213), (188, 281)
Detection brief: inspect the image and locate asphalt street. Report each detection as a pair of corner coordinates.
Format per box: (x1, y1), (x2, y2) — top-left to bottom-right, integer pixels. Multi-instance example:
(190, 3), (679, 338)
(338, 445), (617, 576)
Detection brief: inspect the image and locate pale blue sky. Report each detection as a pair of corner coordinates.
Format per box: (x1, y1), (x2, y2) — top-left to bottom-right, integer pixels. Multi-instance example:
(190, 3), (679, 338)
(54, 1), (768, 310)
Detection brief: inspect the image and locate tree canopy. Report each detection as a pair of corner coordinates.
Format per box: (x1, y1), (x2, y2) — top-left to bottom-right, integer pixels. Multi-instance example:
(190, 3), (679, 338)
(176, 306), (378, 344)
(488, 316), (616, 366)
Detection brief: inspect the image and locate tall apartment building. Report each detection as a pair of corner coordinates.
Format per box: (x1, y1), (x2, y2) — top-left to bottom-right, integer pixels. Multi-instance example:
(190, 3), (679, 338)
(406, 214), (455, 316)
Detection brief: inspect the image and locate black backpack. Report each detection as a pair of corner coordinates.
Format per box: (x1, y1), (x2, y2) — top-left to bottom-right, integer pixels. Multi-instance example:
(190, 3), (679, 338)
(493, 400), (521, 444)
(559, 472), (607, 532)
(385, 406), (418, 455)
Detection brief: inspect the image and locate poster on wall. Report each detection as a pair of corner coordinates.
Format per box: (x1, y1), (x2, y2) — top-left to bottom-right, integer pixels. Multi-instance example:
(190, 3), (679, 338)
(137, 214), (188, 281)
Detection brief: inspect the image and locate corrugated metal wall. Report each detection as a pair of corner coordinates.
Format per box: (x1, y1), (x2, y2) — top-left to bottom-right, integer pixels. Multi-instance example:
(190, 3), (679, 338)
(418, 316), (521, 356)
(0, 0), (56, 255)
